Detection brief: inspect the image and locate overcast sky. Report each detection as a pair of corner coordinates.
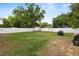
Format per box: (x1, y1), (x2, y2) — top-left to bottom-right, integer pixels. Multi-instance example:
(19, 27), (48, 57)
(0, 3), (71, 24)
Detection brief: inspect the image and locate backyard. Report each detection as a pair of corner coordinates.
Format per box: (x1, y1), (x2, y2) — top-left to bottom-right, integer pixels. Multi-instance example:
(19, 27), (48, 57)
(0, 32), (76, 56)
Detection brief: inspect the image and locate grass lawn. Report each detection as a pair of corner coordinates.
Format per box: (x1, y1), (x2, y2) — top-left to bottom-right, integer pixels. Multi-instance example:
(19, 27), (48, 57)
(0, 32), (74, 56)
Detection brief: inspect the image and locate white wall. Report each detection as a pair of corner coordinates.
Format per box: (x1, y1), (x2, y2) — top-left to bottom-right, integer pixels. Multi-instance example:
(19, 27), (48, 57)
(53, 28), (75, 33)
(0, 28), (33, 34)
(0, 28), (77, 34)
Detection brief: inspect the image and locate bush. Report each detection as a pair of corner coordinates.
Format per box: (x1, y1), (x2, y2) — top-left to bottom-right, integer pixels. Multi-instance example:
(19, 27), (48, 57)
(0, 24), (4, 28)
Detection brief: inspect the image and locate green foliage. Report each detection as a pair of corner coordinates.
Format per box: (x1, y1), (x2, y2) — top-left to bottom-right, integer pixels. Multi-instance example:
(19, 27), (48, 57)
(0, 24), (4, 28)
(69, 4), (79, 28)
(53, 3), (79, 28)
(41, 22), (51, 28)
(7, 3), (45, 28)
(2, 18), (11, 28)
(53, 14), (70, 28)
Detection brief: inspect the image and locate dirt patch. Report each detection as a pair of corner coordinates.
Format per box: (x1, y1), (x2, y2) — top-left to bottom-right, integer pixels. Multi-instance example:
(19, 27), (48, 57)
(0, 38), (19, 55)
(37, 37), (79, 56)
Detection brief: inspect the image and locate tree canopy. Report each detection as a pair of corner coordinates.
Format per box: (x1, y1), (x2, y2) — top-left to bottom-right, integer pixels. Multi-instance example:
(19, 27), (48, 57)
(53, 3), (79, 28)
(4, 3), (45, 28)
(53, 14), (70, 28)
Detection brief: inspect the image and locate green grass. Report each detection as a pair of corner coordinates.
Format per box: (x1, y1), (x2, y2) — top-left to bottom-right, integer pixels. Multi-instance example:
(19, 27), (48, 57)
(0, 32), (74, 56)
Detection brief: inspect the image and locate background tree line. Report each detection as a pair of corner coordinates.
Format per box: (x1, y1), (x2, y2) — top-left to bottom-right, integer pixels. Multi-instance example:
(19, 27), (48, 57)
(0, 3), (79, 28)
(0, 3), (51, 28)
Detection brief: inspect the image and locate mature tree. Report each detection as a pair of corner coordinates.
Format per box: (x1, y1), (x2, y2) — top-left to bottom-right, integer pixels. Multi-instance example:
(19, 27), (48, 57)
(12, 6), (28, 28)
(8, 3), (45, 28)
(53, 3), (79, 28)
(69, 3), (79, 28)
(53, 14), (70, 28)
(25, 3), (45, 28)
